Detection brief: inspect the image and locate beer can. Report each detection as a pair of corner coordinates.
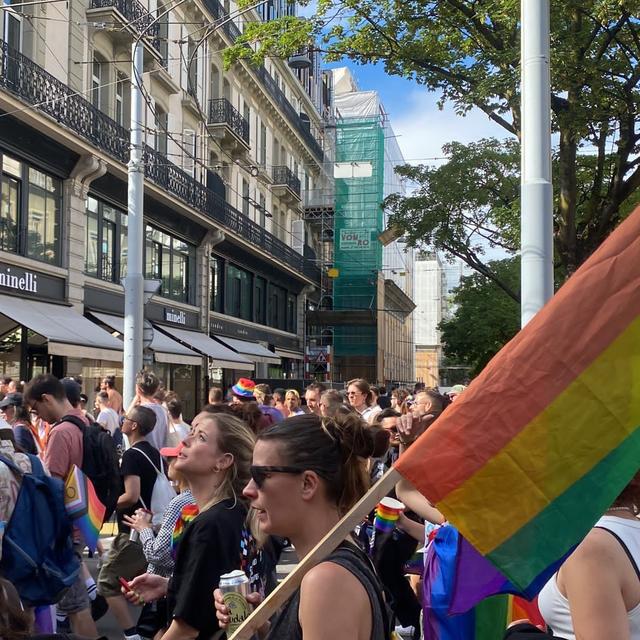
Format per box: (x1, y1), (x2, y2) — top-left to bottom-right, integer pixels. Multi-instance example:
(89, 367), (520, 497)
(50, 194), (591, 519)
(219, 570), (251, 634)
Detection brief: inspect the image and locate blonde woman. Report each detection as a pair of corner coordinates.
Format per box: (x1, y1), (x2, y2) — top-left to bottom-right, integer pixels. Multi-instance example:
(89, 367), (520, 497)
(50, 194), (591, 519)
(284, 389), (305, 417)
(123, 412), (255, 640)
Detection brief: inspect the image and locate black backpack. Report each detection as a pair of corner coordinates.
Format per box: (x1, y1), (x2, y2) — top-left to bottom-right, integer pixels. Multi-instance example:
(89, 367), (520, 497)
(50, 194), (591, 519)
(58, 414), (121, 521)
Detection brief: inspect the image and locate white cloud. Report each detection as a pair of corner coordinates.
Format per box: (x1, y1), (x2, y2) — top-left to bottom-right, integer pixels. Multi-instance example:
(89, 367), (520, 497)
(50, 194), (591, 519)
(390, 91), (512, 165)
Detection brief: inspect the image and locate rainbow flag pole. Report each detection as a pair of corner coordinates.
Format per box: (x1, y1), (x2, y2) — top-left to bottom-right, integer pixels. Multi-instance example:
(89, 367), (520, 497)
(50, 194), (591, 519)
(64, 465), (106, 553)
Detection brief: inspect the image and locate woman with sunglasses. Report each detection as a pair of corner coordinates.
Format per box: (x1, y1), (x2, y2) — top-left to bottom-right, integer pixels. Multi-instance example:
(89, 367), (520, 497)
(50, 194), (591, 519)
(123, 412), (254, 640)
(215, 412), (390, 640)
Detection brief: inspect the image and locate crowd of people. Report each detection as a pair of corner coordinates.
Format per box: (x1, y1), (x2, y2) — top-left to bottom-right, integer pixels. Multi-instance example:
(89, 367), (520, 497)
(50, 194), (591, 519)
(1, 370), (639, 640)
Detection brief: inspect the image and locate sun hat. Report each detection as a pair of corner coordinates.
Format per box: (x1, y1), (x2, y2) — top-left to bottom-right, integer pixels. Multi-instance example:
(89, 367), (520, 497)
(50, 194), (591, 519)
(231, 378), (256, 399)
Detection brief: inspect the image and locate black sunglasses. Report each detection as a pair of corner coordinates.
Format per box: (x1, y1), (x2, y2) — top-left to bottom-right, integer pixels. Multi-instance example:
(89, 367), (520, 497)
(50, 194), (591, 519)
(250, 465), (305, 488)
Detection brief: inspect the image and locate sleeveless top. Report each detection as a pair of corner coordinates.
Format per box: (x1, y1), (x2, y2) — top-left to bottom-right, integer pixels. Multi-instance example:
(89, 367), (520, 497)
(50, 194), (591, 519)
(267, 541), (388, 640)
(538, 515), (640, 640)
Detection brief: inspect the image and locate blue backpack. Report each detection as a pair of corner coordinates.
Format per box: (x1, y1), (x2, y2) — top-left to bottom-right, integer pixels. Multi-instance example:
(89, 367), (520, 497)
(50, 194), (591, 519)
(0, 454), (80, 606)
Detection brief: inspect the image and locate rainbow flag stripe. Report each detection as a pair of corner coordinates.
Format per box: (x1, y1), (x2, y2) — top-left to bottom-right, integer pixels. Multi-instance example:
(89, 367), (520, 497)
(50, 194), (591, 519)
(397, 206), (640, 592)
(64, 465), (105, 553)
(171, 503), (199, 559)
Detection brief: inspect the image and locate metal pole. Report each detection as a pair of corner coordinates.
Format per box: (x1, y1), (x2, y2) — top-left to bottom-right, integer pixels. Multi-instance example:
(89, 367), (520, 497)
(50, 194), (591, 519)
(520, 0), (554, 326)
(123, 41), (145, 408)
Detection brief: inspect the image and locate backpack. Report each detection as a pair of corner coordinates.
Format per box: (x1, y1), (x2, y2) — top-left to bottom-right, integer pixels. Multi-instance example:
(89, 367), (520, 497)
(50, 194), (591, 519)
(0, 454), (80, 606)
(60, 414), (121, 521)
(132, 447), (176, 528)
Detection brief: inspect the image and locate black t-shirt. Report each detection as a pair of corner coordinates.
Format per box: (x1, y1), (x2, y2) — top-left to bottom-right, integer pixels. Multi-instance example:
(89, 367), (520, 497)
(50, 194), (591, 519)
(167, 498), (247, 639)
(117, 440), (160, 534)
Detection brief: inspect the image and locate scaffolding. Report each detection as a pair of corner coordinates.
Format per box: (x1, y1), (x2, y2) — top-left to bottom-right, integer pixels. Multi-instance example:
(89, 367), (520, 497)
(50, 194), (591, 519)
(332, 114), (385, 358)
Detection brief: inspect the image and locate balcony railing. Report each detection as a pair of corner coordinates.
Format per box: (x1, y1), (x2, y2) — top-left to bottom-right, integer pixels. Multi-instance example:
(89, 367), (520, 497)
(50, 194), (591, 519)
(0, 41), (318, 284)
(208, 98), (250, 145)
(272, 166), (301, 198)
(202, 0), (324, 162)
(89, 0), (161, 55)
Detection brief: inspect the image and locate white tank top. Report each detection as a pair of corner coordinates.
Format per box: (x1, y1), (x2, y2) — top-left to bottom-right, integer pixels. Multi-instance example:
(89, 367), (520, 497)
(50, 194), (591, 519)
(538, 515), (640, 640)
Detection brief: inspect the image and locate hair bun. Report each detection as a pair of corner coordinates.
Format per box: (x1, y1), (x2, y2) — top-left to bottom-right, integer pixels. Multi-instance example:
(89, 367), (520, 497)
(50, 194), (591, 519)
(324, 412), (375, 459)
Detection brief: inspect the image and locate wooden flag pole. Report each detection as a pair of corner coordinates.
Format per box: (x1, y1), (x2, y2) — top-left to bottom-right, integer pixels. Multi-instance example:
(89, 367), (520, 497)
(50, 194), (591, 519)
(229, 467), (402, 640)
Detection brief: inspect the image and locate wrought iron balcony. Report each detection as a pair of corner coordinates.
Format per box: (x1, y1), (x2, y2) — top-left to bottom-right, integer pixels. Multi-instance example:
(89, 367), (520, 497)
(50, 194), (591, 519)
(0, 41), (318, 285)
(208, 98), (250, 146)
(0, 40), (130, 163)
(202, 0), (324, 162)
(272, 166), (301, 201)
(88, 0), (161, 57)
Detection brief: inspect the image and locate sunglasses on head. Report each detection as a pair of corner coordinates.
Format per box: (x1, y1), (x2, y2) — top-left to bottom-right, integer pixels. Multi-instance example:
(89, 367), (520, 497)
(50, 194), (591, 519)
(250, 465), (305, 488)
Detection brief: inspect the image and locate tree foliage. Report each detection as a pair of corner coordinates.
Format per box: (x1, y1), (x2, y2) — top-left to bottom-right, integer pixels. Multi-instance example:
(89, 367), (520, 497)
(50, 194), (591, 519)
(439, 257), (520, 376)
(385, 138), (521, 300)
(227, 1), (640, 281)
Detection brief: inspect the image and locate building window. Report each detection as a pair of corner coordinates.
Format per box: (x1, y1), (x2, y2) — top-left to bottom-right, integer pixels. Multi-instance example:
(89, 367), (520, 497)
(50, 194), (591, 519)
(144, 225), (196, 304)
(211, 255), (224, 313)
(260, 123), (267, 167)
(115, 72), (125, 126)
(156, 108), (168, 156)
(85, 196), (127, 281)
(0, 154), (61, 265)
(187, 38), (197, 98)
(242, 179), (250, 218)
(268, 283), (286, 330)
(183, 129), (196, 176)
(259, 192), (266, 228)
(91, 53), (105, 110)
(286, 293), (296, 333)
(254, 276), (266, 325)
(226, 263), (252, 321)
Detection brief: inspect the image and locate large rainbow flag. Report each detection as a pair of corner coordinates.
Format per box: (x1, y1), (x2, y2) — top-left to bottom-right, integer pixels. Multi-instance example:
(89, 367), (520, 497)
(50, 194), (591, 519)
(64, 464), (105, 553)
(396, 205), (640, 594)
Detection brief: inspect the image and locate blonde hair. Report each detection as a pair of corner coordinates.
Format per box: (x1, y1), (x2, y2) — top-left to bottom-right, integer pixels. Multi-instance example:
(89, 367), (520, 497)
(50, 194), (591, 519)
(285, 389), (300, 400)
(197, 412), (255, 511)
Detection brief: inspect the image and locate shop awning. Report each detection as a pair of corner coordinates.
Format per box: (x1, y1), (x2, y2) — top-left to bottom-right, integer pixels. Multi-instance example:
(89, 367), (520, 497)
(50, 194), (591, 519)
(90, 313), (202, 366)
(214, 336), (281, 365)
(0, 295), (123, 361)
(274, 348), (304, 360)
(155, 325), (254, 371)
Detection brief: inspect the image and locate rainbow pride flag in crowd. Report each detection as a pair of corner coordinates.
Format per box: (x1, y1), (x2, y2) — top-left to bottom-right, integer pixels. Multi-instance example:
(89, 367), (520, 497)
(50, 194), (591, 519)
(64, 465), (105, 553)
(423, 525), (545, 639)
(396, 204), (640, 599)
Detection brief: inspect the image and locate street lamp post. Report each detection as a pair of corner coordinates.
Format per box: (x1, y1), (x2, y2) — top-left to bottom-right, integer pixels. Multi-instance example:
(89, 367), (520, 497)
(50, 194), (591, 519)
(123, 41), (145, 409)
(520, 0), (554, 326)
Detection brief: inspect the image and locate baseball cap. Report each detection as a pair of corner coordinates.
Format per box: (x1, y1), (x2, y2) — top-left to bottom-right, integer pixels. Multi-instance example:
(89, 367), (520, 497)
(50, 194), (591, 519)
(231, 378), (256, 399)
(0, 392), (22, 409)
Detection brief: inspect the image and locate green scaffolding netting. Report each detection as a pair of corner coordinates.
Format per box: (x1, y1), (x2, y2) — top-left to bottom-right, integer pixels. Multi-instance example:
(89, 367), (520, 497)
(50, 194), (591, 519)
(333, 116), (385, 357)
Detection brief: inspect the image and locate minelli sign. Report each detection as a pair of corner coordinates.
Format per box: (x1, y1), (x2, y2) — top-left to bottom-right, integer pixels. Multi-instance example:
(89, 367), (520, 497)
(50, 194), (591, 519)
(164, 308), (187, 325)
(0, 266), (38, 293)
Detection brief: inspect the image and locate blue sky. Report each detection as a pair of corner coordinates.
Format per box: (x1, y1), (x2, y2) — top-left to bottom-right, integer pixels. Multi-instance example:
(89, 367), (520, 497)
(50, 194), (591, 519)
(327, 60), (510, 164)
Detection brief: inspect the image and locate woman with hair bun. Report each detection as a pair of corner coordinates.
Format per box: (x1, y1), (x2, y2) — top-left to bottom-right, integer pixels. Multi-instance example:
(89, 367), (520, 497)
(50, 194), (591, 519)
(215, 412), (389, 640)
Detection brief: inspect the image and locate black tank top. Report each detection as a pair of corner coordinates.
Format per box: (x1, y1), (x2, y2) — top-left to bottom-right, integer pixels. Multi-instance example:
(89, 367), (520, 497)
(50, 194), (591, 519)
(267, 541), (389, 640)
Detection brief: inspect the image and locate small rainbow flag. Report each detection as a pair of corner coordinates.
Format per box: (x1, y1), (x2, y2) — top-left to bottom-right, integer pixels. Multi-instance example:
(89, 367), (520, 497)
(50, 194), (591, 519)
(64, 465), (105, 553)
(397, 205), (640, 595)
(373, 503), (401, 533)
(423, 526), (545, 639)
(171, 503), (199, 559)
